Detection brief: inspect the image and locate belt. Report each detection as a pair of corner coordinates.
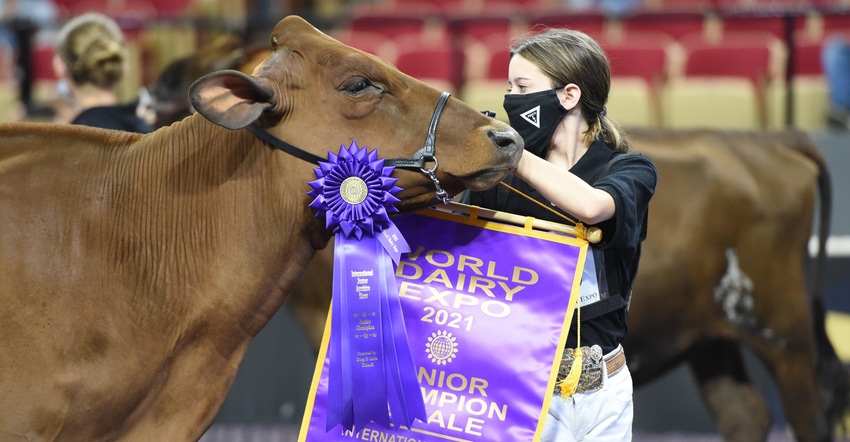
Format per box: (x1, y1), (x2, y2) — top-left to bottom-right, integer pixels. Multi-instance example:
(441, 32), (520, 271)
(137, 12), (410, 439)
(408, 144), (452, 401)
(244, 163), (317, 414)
(606, 347), (626, 376)
(554, 345), (626, 395)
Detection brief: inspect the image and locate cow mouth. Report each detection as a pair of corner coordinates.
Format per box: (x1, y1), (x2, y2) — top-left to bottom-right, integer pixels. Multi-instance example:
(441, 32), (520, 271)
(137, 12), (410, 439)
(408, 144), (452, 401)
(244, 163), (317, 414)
(393, 167), (506, 210)
(453, 167), (514, 191)
(392, 165), (515, 212)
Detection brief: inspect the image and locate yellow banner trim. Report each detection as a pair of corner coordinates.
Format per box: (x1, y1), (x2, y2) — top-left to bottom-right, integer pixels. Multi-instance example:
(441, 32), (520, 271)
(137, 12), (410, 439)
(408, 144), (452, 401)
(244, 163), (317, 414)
(298, 203), (589, 442)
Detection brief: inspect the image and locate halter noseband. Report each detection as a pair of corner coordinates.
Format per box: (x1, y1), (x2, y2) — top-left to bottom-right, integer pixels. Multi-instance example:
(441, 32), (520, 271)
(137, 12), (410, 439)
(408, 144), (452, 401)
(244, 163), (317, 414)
(247, 91), (452, 204)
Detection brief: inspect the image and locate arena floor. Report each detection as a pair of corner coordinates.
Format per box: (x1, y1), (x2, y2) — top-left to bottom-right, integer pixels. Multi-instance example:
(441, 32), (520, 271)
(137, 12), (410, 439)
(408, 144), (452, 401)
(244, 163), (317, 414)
(199, 424), (846, 441)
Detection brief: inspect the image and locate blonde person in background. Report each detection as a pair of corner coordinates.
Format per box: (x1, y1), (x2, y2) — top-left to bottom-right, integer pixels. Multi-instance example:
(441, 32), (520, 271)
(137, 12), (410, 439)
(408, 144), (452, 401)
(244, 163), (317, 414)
(52, 12), (154, 132)
(465, 28), (657, 441)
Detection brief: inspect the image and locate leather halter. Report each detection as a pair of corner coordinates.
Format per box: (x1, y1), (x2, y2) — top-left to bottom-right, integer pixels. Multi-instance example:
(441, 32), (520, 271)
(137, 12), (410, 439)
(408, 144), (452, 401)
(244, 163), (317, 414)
(247, 91), (452, 203)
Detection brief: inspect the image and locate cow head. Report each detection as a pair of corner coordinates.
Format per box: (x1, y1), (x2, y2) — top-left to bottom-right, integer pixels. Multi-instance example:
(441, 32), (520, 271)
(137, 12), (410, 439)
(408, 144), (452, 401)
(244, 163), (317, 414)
(148, 34), (246, 128)
(189, 15), (522, 209)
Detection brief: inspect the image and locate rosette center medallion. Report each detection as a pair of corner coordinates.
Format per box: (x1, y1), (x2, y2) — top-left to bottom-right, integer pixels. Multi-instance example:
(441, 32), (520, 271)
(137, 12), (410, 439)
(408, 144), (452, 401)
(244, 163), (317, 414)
(339, 176), (368, 205)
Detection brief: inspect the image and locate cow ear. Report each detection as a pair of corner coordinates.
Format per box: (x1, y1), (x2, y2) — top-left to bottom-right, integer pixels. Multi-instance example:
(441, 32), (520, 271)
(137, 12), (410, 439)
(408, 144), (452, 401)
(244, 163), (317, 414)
(189, 70), (275, 130)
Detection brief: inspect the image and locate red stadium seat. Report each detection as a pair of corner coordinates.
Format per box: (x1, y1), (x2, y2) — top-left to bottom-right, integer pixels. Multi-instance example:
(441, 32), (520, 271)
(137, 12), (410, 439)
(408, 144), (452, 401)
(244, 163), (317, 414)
(0, 38), (13, 84)
(27, 42), (60, 112)
(383, 0), (470, 14)
(820, 12), (850, 35)
(120, 0), (158, 19)
(479, 0), (548, 13)
(449, 15), (521, 98)
(720, 15), (789, 40)
(30, 43), (57, 83)
(712, 0), (814, 8)
(147, 0), (192, 18)
(792, 11), (850, 43)
(394, 35), (465, 94)
(458, 35), (509, 120)
(616, 11), (708, 41)
(57, 0), (111, 16)
(462, 35), (511, 82)
(333, 30), (398, 63)
(601, 32), (676, 127)
(642, 0), (716, 11)
(447, 15), (523, 50)
(525, 11), (607, 39)
(684, 43), (771, 83)
(661, 30), (785, 129)
(55, 0), (160, 24)
(678, 30), (783, 86)
(371, 0), (546, 14)
(602, 31), (674, 87)
(787, 29), (848, 130)
(344, 13), (431, 40)
(793, 32), (826, 76)
(717, 13), (808, 45)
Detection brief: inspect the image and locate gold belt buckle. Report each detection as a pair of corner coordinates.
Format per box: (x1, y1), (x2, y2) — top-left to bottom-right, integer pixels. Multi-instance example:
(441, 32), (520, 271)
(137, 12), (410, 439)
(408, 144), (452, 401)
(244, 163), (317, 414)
(554, 345), (604, 395)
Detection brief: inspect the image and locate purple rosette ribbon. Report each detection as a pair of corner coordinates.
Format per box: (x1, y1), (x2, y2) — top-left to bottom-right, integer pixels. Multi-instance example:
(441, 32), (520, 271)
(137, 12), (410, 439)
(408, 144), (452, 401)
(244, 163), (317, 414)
(308, 141), (426, 432)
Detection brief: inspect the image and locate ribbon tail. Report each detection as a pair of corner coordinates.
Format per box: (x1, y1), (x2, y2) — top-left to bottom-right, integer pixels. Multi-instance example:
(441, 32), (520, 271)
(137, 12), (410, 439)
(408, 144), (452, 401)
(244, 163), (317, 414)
(379, 245), (427, 428)
(343, 237), (390, 430)
(378, 223), (411, 265)
(326, 234), (354, 431)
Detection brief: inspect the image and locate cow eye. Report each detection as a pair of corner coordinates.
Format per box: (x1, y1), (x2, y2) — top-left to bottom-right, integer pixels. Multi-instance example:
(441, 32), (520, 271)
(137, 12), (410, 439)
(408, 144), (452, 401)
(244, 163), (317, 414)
(340, 77), (380, 95)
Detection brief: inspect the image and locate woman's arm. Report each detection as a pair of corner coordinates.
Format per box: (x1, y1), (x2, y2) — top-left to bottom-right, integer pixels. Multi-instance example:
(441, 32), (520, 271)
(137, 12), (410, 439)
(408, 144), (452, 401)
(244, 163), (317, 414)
(513, 152), (616, 225)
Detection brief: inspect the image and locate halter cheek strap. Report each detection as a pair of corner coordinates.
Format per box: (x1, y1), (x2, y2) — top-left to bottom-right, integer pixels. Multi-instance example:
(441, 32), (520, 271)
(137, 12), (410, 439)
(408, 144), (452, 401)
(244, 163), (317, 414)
(247, 124), (325, 164)
(247, 91), (452, 204)
(383, 91), (449, 170)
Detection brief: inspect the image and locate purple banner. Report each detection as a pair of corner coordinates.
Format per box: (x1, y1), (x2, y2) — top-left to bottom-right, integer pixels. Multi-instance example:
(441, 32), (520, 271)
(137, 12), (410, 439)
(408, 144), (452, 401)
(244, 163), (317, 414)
(300, 209), (587, 442)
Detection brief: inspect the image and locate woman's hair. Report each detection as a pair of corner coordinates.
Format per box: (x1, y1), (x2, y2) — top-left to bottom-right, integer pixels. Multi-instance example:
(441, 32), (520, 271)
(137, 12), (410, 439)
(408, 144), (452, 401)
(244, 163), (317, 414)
(510, 28), (630, 152)
(55, 12), (127, 89)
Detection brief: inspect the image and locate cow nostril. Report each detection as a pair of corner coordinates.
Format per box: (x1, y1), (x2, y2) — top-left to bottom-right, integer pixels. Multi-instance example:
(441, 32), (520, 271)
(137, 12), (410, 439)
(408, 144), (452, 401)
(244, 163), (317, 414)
(489, 129), (522, 150)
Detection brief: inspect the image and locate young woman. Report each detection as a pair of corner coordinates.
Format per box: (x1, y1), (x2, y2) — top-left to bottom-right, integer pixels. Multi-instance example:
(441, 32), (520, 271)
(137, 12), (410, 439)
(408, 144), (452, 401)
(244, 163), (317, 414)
(466, 28), (657, 441)
(53, 12), (154, 133)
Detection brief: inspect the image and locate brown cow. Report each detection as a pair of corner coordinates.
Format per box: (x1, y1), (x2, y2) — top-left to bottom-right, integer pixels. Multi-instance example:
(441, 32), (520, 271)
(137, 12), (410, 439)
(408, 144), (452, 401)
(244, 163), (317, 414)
(0, 15), (522, 441)
(286, 128), (848, 441)
(625, 128), (846, 442)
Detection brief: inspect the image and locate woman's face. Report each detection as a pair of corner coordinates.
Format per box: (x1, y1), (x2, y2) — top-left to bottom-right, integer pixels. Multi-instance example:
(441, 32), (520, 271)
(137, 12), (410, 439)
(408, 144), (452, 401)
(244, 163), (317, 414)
(507, 54), (551, 95)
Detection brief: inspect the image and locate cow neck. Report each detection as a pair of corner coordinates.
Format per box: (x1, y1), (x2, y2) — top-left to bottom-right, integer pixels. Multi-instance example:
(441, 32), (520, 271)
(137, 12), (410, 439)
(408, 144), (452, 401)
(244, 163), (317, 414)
(160, 112), (328, 293)
(247, 91), (452, 204)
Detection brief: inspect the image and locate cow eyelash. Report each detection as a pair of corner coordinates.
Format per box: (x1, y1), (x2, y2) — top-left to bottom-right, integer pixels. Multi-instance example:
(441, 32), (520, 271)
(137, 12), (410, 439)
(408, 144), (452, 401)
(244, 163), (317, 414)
(340, 77), (380, 95)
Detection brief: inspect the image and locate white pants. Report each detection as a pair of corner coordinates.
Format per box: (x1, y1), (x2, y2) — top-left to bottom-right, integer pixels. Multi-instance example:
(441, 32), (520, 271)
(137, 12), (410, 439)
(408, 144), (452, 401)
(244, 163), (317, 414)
(540, 359), (634, 441)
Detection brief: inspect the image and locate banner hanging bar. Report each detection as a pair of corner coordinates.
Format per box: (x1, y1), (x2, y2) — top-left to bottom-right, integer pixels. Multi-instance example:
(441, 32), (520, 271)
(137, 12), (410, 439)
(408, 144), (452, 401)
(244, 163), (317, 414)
(432, 202), (602, 243)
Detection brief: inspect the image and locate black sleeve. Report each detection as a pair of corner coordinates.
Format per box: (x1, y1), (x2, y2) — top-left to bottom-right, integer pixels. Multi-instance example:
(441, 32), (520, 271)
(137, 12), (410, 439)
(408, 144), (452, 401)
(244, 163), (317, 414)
(593, 153), (657, 250)
(71, 103), (154, 134)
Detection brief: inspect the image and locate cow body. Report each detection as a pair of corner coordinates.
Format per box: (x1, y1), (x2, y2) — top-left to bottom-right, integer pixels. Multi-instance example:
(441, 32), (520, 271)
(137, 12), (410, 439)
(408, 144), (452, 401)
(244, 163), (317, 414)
(286, 129), (848, 441)
(625, 129), (845, 442)
(1, 120), (319, 440)
(0, 16), (522, 441)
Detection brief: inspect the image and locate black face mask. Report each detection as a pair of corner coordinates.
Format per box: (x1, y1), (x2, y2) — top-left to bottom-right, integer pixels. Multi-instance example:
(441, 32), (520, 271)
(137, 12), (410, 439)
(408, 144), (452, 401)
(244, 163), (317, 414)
(503, 89), (568, 158)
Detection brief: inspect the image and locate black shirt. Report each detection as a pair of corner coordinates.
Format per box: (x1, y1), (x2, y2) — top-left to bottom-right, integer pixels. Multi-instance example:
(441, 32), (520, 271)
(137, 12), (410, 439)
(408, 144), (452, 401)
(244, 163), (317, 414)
(467, 139), (657, 354)
(72, 101), (155, 134)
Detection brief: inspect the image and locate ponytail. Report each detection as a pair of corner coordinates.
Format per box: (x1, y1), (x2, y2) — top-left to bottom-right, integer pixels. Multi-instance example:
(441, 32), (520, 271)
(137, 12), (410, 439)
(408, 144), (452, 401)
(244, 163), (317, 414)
(582, 102), (630, 153)
(598, 113), (630, 153)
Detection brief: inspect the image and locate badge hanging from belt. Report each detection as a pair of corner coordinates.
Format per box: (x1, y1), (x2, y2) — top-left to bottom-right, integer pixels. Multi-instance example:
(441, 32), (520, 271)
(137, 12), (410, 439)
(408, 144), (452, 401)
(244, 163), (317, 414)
(579, 247), (609, 307)
(558, 247), (609, 398)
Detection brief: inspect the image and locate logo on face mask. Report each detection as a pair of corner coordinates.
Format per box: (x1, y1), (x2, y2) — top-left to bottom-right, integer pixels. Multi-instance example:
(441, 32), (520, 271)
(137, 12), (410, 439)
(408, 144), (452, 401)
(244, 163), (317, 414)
(503, 89), (569, 158)
(520, 106), (541, 128)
